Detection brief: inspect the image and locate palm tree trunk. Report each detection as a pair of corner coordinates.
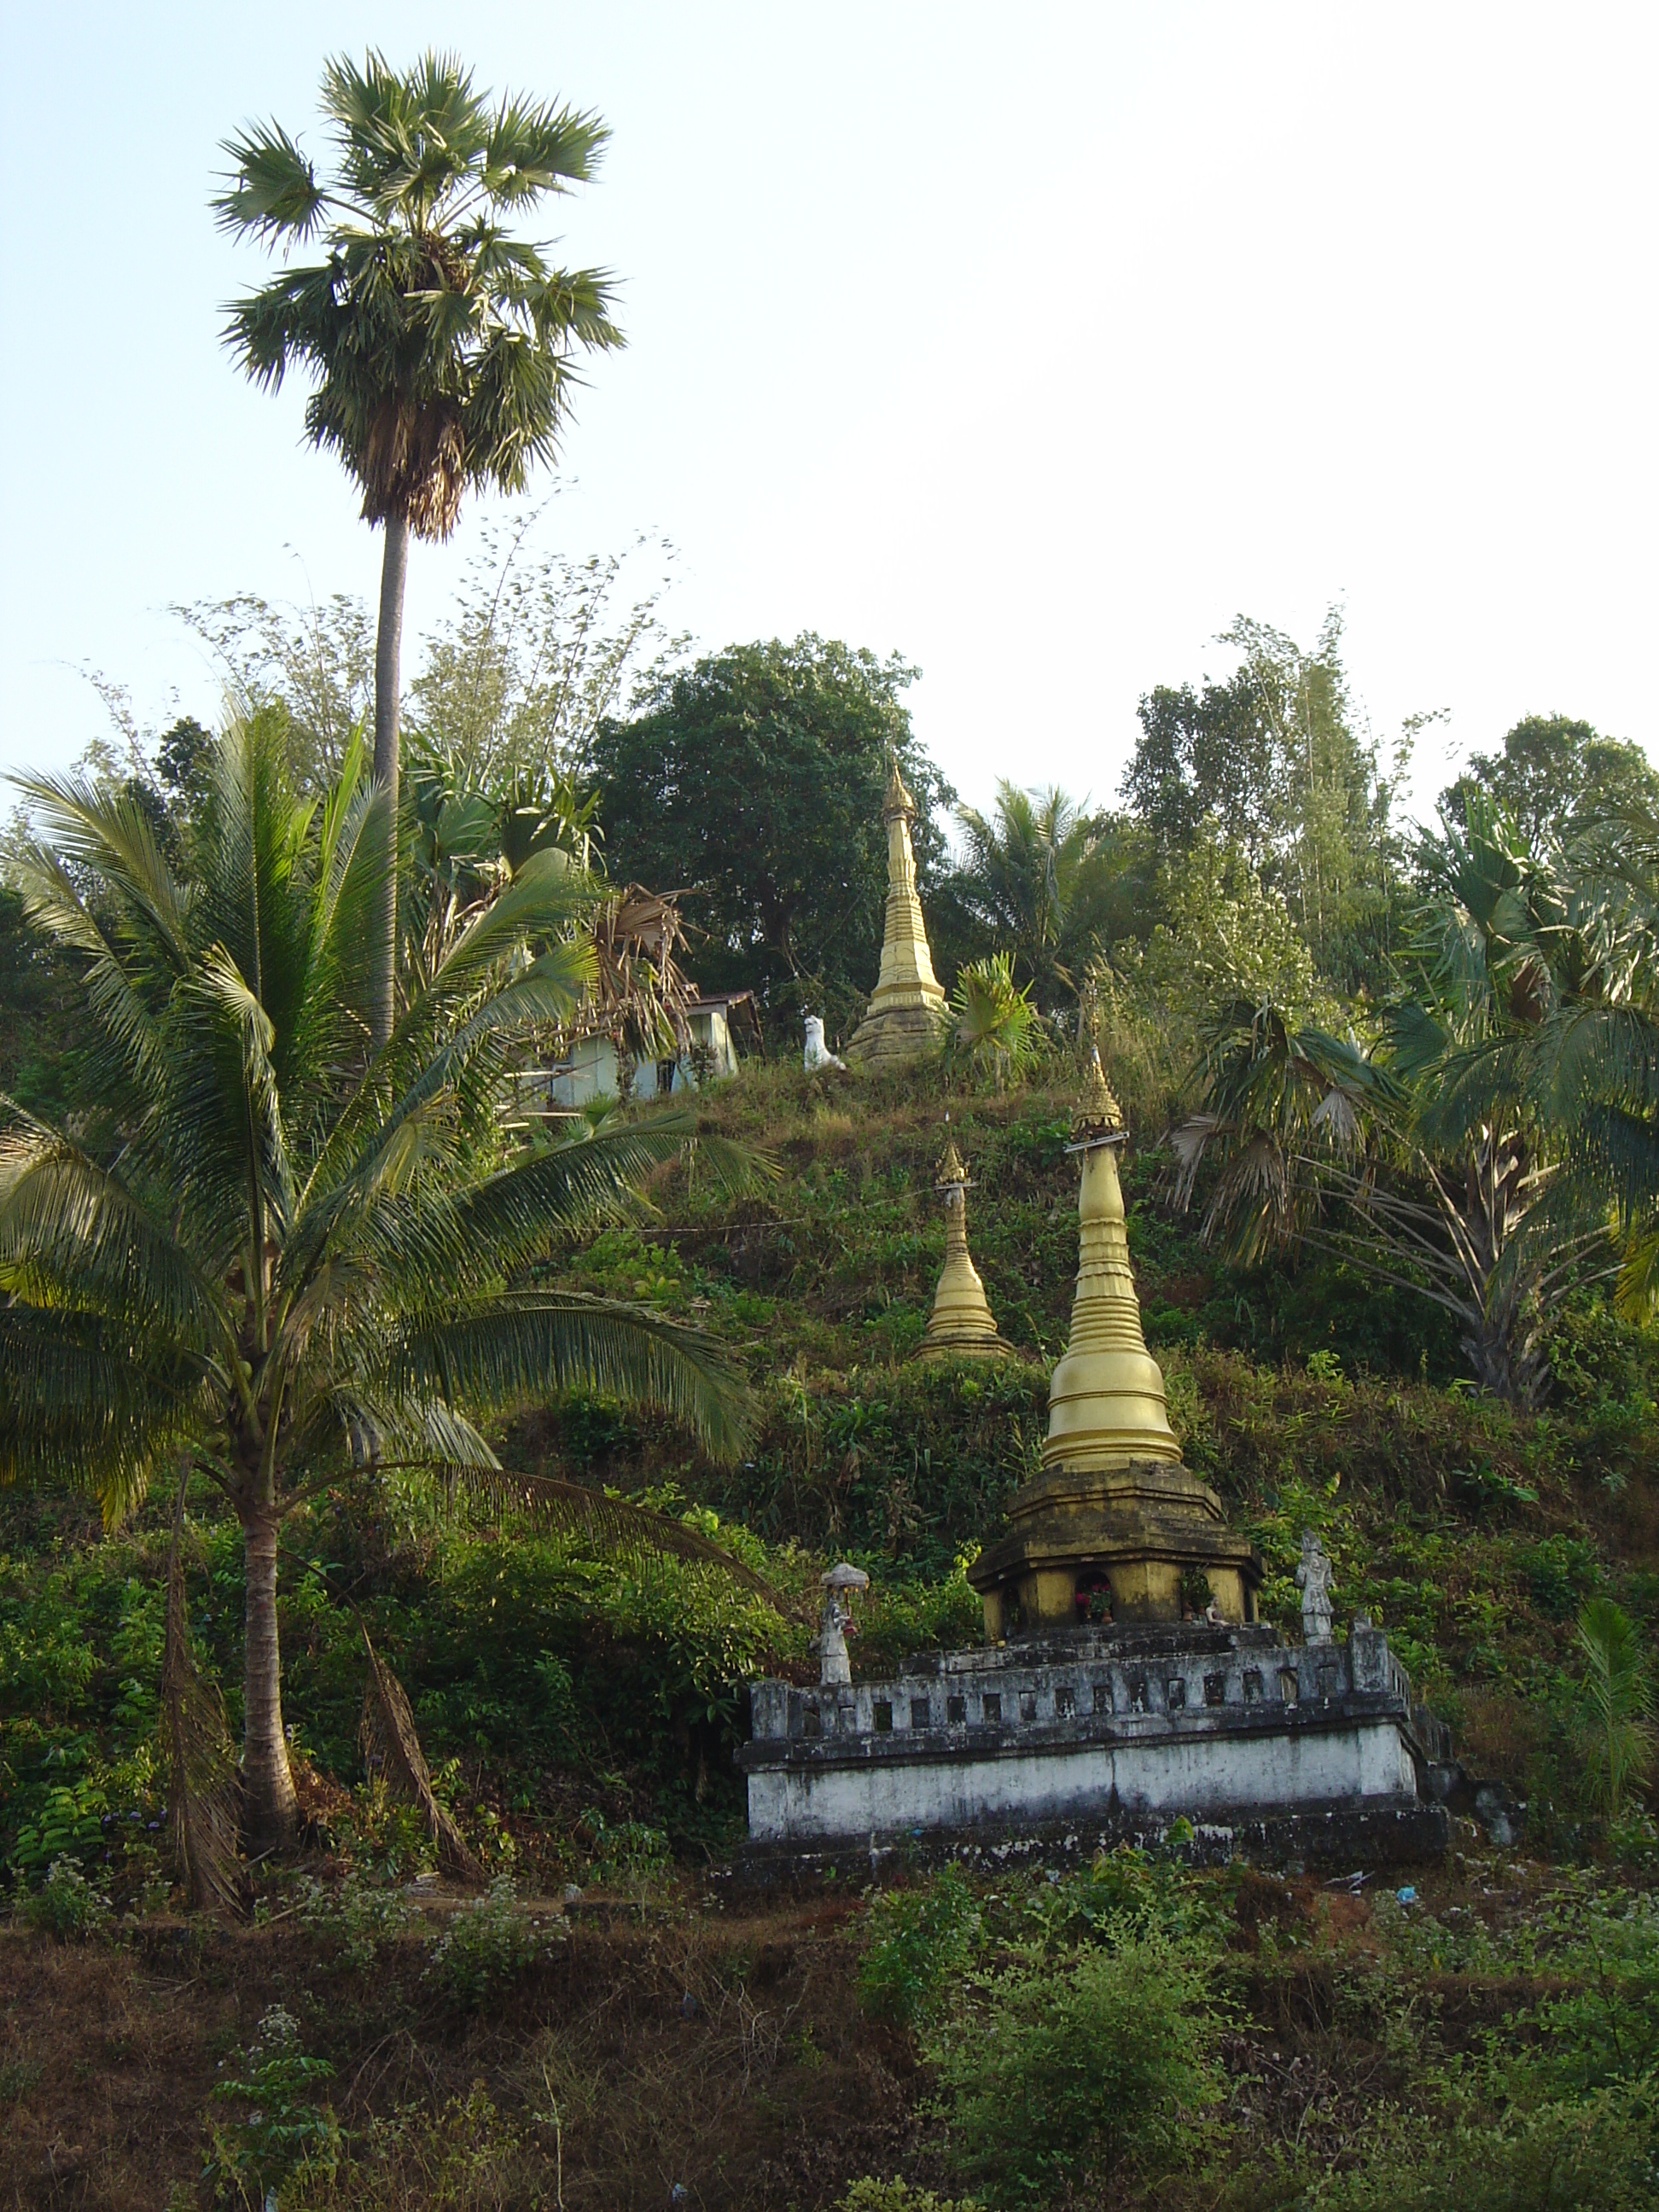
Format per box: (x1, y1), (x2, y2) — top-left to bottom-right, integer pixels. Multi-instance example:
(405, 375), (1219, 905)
(370, 510), (411, 1049)
(241, 1511), (298, 1855)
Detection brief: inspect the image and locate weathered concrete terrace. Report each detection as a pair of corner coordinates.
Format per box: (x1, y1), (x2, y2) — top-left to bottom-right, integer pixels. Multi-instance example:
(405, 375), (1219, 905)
(742, 1621), (1450, 1849)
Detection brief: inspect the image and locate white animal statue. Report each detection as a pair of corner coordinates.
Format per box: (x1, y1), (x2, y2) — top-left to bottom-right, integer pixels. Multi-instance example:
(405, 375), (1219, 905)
(804, 1015), (846, 1072)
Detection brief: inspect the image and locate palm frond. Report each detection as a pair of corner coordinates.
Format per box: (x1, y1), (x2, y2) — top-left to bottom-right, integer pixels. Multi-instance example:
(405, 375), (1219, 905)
(359, 1628), (481, 1881)
(0, 1110), (224, 1345)
(385, 1291), (753, 1464)
(162, 1494), (243, 1911)
(453, 1466), (785, 1607)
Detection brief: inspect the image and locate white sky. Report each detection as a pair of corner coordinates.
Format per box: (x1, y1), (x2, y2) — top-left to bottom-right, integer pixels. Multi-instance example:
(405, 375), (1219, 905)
(3, 3), (1655, 824)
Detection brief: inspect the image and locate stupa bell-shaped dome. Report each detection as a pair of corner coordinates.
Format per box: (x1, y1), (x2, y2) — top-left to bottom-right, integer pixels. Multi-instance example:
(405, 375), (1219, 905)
(920, 1132), (1015, 1361)
(1041, 1056), (1181, 1473)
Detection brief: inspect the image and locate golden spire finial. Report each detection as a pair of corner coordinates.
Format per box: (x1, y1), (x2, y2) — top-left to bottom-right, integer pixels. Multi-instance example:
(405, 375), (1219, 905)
(882, 754), (917, 820)
(1071, 1045), (1125, 1147)
(938, 1132), (968, 1186)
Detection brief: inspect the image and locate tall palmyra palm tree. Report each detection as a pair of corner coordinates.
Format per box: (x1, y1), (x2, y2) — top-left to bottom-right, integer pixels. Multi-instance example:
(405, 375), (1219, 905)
(0, 718), (756, 1854)
(215, 50), (623, 1045)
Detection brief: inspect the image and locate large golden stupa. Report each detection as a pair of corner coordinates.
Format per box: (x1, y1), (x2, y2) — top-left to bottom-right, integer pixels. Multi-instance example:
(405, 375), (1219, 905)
(845, 760), (946, 1067)
(919, 1136), (1016, 1361)
(969, 1051), (1261, 1635)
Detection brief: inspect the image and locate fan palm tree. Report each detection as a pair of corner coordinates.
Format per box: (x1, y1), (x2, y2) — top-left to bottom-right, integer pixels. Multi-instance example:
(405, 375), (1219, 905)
(214, 50), (623, 1046)
(0, 716), (760, 1855)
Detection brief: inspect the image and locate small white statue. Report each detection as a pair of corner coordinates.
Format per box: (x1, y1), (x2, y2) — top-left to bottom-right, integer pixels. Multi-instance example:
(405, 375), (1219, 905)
(1296, 1531), (1336, 1644)
(804, 1015), (846, 1072)
(816, 1561), (869, 1685)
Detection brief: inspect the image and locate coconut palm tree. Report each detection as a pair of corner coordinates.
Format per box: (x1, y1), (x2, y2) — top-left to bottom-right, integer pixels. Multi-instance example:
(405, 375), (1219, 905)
(0, 716), (758, 1854)
(953, 784), (1135, 1007)
(214, 50), (623, 1045)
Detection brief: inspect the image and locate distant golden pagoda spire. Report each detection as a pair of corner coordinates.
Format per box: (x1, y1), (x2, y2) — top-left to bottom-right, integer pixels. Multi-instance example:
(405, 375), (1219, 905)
(969, 1046), (1261, 1633)
(920, 1130), (1015, 1362)
(846, 754), (946, 1068)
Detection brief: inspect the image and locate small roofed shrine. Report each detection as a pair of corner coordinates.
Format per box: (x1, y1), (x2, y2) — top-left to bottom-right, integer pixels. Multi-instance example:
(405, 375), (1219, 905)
(969, 1051), (1262, 1634)
(919, 1135), (1016, 1362)
(845, 759), (946, 1066)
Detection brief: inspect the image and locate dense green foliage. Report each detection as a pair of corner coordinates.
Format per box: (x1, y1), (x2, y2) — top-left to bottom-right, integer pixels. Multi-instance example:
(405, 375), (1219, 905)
(586, 635), (953, 1036)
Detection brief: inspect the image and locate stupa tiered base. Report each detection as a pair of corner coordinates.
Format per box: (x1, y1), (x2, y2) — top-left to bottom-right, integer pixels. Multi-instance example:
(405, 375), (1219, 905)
(972, 1458), (1262, 1630)
(740, 1619), (1450, 1870)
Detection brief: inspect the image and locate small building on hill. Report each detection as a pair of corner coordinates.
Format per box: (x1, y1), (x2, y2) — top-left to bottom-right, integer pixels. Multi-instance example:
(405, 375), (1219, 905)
(549, 990), (760, 1109)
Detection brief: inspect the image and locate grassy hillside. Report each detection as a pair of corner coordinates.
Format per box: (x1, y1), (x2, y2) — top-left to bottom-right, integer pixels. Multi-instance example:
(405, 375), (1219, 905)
(3, 1056), (1658, 2207)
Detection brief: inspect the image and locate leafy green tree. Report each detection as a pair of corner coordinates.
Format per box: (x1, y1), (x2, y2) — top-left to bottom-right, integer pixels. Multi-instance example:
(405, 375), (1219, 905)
(1441, 714), (1659, 847)
(407, 515), (680, 795)
(172, 594), (374, 794)
(0, 889), (78, 1124)
(0, 719), (756, 1854)
(215, 50), (623, 1045)
(1124, 610), (1406, 988)
(587, 636), (953, 1037)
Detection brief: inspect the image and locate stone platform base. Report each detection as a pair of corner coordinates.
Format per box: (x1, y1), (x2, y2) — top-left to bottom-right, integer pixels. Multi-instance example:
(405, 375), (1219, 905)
(727, 1795), (1450, 1889)
(742, 1621), (1449, 1861)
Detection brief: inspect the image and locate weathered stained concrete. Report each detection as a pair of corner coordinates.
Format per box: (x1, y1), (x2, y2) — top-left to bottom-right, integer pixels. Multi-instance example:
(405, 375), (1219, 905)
(742, 1621), (1447, 1859)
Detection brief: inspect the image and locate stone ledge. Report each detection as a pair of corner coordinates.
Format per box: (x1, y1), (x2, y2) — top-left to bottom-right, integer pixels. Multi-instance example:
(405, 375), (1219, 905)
(740, 1689), (1430, 1775)
(724, 1796), (1451, 1889)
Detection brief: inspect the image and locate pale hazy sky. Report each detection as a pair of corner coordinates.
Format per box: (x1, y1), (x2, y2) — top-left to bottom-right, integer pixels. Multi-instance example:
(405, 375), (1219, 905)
(3, 3), (1655, 822)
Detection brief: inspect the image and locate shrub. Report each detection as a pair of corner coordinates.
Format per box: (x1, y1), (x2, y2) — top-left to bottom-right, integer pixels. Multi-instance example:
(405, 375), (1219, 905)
(422, 1876), (562, 2009)
(838, 2185), (983, 2212)
(15, 1854), (113, 1941)
(940, 956), (1043, 1094)
(928, 1930), (1224, 2206)
(1574, 1597), (1656, 1820)
(1318, 2080), (1658, 2211)
(208, 2006), (339, 2204)
(859, 1866), (981, 2029)
(286, 2087), (533, 2210)
(296, 1871), (417, 1972)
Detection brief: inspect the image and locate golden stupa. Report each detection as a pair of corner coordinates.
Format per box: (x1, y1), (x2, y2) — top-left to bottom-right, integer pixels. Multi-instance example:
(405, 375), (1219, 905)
(920, 1136), (1016, 1361)
(969, 1051), (1261, 1635)
(845, 760), (946, 1067)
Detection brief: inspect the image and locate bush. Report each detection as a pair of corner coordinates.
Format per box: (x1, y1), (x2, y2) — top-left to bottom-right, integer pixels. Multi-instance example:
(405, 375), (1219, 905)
(838, 2185), (983, 2212)
(1318, 2081), (1658, 2211)
(296, 1871), (417, 1972)
(422, 1876), (563, 2009)
(286, 2087), (534, 2210)
(208, 2006), (340, 2204)
(928, 1930), (1224, 2206)
(15, 1854), (114, 1941)
(859, 1866), (981, 2029)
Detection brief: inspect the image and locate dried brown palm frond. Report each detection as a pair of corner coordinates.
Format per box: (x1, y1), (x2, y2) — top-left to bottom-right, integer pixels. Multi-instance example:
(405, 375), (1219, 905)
(460, 1465), (793, 1612)
(359, 1629), (482, 1883)
(160, 1486), (242, 1912)
(577, 884), (698, 1058)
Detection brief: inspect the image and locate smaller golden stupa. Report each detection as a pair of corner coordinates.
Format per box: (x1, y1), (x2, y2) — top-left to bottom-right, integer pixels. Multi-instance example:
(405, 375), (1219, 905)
(846, 759), (947, 1067)
(920, 1134), (1016, 1361)
(969, 1049), (1261, 1635)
